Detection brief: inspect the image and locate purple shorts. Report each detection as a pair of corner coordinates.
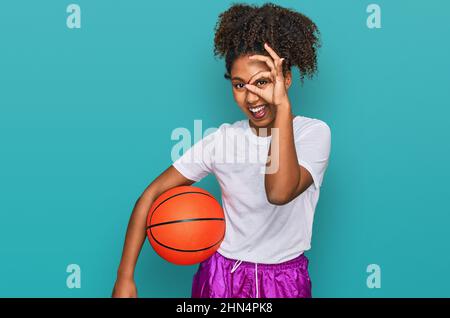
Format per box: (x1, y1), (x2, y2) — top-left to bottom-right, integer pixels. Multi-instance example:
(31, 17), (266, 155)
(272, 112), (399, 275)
(191, 251), (312, 298)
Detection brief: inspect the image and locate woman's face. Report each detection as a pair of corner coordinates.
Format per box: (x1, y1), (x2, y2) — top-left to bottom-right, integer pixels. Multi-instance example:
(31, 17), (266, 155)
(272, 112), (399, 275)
(230, 54), (291, 131)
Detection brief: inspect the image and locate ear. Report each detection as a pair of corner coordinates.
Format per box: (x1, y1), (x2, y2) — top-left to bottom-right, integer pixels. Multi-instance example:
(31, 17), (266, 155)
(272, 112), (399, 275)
(284, 71), (292, 90)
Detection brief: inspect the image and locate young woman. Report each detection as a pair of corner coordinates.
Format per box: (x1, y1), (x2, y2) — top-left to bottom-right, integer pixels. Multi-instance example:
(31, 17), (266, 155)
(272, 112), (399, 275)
(112, 3), (331, 298)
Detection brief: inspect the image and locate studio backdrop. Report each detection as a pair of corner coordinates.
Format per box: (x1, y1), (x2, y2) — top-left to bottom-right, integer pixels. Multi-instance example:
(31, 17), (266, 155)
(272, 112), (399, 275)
(0, 0), (449, 297)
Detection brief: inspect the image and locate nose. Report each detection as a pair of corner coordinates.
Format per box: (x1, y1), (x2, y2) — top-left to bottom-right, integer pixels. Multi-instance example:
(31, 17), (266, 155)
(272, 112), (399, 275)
(245, 90), (259, 105)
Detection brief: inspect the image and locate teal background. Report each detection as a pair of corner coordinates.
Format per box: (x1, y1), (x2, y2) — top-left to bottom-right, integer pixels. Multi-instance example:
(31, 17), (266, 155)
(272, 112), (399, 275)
(0, 0), (449, 297)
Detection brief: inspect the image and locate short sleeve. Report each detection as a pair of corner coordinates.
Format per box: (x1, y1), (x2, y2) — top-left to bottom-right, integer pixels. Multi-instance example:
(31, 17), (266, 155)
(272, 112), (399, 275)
(172, 128), (219, 182)
(295, 121), (331, 190)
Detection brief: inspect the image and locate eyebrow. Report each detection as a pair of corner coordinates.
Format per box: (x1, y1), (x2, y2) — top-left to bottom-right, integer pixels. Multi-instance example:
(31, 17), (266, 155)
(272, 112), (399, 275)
(231, 71), (265, 83)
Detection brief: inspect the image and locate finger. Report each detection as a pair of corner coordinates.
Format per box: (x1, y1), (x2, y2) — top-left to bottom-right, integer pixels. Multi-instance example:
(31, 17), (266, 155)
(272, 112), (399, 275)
(275, 58), (285, 79)
(264, 43), (281, 61)
(272, 69), (278, 81)
(264, 43), (285, 79)
(245, 84), (271, 103)
(248, 55), (276, 74)
(248, 69), (279, 86)
(248, 71), (274, 84)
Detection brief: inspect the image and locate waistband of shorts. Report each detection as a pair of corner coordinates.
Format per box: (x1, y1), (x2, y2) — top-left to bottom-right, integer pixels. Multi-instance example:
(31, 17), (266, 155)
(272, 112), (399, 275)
(216, 252), (308, 270)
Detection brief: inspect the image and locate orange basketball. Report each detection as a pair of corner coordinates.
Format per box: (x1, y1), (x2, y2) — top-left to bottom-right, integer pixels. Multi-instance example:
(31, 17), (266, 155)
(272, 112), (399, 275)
(146, 186), (226, 265)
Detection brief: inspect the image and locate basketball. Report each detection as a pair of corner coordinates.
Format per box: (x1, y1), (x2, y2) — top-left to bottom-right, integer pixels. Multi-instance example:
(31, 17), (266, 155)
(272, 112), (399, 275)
(146, 185), (226, 265)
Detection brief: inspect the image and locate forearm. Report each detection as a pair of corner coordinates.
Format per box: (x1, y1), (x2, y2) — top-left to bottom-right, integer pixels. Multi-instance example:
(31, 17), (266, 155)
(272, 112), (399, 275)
(117, 189), (156, 279)
(265, 101), (300, 203)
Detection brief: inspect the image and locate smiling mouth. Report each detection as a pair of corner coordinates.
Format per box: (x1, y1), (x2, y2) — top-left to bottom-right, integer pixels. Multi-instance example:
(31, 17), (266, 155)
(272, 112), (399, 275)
(248, 104), (268, 120)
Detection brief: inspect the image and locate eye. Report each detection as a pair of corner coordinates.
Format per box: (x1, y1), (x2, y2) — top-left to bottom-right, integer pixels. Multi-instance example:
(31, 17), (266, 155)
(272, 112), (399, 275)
(256, 79), (268, 86)
(233, 83), (245, 90)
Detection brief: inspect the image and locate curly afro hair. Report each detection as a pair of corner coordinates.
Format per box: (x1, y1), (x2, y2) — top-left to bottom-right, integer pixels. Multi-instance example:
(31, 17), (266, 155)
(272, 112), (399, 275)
(214, 2), (321, 84)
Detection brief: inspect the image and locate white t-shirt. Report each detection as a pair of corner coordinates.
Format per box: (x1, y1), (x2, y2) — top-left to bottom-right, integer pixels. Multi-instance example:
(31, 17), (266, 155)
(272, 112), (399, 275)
(172, 116), (331, 264)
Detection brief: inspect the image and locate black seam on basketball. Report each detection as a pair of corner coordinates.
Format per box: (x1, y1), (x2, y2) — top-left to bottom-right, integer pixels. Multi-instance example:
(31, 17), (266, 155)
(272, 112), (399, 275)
(147, 218), (225, 229)
(149, 191), (215, 226)
(147, 227), (226, 253)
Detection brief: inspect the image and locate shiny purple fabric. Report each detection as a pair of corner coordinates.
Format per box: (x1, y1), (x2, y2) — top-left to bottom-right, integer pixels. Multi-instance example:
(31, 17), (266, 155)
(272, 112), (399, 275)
(191, 251), (312, 298)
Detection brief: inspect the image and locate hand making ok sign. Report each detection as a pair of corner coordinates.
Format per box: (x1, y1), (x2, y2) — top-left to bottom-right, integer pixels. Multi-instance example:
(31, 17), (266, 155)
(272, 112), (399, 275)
(245, 43), (291, 108)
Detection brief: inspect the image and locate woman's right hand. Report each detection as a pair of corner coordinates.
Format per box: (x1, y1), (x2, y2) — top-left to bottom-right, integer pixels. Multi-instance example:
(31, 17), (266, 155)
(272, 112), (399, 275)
(112, 276), (137, 298)
(112, 165), (195, 298)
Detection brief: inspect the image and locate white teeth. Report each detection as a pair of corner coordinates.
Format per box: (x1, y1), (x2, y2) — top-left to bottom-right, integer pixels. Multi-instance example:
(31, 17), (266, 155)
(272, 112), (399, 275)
(249, 105), (266, 113)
